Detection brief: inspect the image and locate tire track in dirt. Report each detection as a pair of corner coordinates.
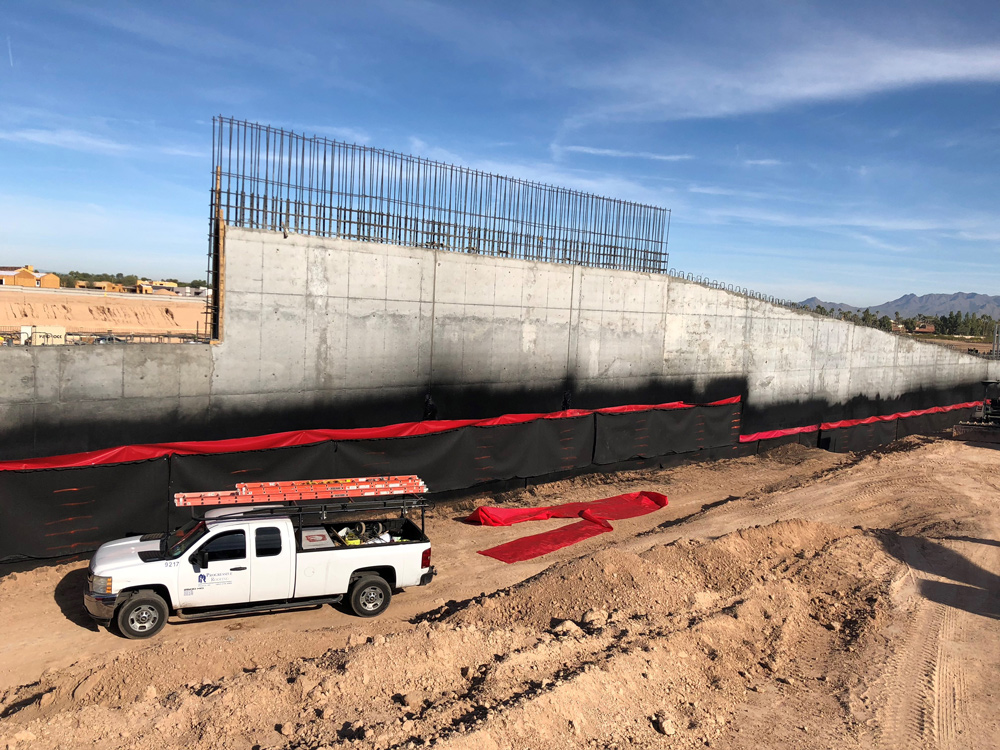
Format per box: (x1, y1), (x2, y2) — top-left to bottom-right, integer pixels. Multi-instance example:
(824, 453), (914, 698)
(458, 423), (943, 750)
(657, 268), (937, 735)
(876, 572), (946, 747)
(875, 532), (996, 750)
(934, 604), (961, 749)
(930, 535), (997, 750)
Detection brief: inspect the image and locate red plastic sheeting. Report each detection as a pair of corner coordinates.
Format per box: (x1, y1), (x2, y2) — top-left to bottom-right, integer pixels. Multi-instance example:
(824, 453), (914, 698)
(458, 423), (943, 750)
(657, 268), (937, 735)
(819, 401), (978, 430)
(738, 400), (980, 443)
(739, 424), (820, 443)
(0, 397), (740, 472)
(467, 491), (669, 563)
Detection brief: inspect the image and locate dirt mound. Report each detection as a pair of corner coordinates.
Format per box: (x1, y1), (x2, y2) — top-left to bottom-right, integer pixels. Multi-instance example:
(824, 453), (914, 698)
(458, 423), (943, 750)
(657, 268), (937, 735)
(0, 288), (204, 334)
(2, 437), (999, 749)
(0, 520), (899, 749)
(757, 441), (816, 464)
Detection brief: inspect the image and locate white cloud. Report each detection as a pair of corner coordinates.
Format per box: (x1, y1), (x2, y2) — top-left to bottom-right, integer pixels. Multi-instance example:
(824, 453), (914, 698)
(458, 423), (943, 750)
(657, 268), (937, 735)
(954, 230), (1000, 242)
(845, 232), (912, 254)
(0, 128), (134, 155)
(384, 5), (1000, 125)
(302, 125), (371, 145)
(744, 159), (783, 167)
(572, 37), (1000, 124)
(0, 126), (211, 160)
(559, 145), (693, 162)
(67, 5), (318, 72)
(405, 136), (672, 205)
(158, 146), (209, 158)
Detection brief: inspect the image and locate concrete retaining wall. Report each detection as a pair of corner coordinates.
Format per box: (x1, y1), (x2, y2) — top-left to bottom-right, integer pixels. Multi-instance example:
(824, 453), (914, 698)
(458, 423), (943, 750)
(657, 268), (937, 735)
(2, 226), (996, 459)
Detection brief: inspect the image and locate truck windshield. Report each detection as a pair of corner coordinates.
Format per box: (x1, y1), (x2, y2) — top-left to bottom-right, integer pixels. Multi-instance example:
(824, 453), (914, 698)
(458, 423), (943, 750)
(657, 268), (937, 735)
(164, 519), (208, 559)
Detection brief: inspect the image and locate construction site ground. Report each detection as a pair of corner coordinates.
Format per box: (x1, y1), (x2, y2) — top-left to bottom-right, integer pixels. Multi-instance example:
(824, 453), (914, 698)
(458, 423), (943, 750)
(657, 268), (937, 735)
(1, 435), (998, 749)
(0, 287), (205, 335)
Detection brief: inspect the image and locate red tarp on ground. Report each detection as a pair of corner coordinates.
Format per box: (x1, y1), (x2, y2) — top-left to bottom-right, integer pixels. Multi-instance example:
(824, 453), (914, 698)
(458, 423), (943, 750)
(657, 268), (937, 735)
(466, 491), (668, 563)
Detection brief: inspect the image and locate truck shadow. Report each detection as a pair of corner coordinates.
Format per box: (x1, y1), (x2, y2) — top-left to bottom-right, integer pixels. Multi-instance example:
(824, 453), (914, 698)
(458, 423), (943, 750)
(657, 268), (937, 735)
(54, 567), (100, 631)
(877, 531), (1000, 620)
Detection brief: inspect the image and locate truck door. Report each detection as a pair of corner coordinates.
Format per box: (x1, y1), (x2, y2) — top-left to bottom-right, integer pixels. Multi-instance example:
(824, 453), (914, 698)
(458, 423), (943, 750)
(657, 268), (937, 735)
(249, 524), (295, 601)
(177, 526), (253, 609)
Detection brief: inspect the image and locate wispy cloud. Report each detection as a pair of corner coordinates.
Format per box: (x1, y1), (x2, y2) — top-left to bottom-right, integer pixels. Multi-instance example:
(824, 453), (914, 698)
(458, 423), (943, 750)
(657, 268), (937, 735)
(572, 37), (1000, 124)
(0, 128), (133, 155)
(955, 230), (1000, 242)
(66, 5), (322, 77)
(6, 36), (12, 68)
(845, 232), (912, 254)
(688, 184), (791, 202)
(302, 125), (370, 145)
(385, 5), (1000, 126)
(744, 159), (783, 166)
(0, 124), (209, 160)
(158, 146), (209, 159)
(408, 137), (671, 205)
(558, 145), (693, 162)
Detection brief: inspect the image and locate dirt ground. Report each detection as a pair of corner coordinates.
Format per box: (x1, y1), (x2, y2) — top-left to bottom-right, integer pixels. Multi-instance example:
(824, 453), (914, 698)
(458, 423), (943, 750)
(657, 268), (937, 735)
(0, 287), (205, 335)
(1, 435), (998, 749)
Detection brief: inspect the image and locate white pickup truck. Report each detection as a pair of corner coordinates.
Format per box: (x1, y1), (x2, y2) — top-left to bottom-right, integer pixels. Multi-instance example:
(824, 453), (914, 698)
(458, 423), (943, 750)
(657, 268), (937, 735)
(84, 499), (434, 639)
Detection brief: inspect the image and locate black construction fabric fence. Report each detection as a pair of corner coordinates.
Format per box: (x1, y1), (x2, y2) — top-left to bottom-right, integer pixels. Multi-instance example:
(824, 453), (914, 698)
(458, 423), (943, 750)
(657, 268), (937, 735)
(741, 408), (969, 456)
(0, 403), (737, 562)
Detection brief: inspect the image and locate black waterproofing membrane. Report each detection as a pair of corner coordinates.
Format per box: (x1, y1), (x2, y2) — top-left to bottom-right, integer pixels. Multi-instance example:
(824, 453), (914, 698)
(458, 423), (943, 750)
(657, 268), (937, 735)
(0, 458), (169, 561)
(754, 430), (821, 453)
(594, 402), (742, 464)
(820, 420), (911, 454)
(894, 410), (966, 439)
(0, 405), (736, 561)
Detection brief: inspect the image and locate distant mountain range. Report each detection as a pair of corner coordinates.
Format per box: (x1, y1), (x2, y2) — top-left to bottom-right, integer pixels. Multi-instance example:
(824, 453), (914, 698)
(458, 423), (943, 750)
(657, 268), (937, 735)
(798, 293), (1000, 319)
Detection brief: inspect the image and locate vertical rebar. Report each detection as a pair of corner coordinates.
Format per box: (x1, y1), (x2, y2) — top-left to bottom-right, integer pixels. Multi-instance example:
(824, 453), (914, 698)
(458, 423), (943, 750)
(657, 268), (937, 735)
(208, 117), (670, 278)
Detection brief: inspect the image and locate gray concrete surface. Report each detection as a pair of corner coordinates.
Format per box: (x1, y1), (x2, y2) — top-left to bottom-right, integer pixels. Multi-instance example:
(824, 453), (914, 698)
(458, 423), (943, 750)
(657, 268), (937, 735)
(1, 226), (996, 459)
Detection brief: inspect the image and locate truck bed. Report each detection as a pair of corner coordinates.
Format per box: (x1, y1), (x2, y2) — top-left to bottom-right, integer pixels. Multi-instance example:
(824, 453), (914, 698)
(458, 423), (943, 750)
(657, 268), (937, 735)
(291, 517), (430, 599)
(296, 517), (427, 551)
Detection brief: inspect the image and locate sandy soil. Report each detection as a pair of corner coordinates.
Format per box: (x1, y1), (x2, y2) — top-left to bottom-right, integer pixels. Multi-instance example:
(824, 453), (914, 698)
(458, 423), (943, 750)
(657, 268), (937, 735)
(1, 436), (998, 749)
(0, 288), (206, 335)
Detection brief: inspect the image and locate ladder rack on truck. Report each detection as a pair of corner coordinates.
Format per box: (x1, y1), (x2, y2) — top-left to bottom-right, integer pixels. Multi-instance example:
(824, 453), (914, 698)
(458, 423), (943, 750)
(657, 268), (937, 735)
(201, 497), (430, 532)
(174, 475), (428, 506)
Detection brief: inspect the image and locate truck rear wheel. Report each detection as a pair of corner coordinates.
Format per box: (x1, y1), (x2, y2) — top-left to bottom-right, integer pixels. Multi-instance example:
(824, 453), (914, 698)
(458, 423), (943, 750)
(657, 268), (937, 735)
(116, 591), (168, 639)
(349, 575), (391, 617)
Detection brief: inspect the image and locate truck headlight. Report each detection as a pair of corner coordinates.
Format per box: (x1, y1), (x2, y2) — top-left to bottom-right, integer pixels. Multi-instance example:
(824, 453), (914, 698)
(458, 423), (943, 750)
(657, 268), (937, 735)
(92, 575), (112, 594)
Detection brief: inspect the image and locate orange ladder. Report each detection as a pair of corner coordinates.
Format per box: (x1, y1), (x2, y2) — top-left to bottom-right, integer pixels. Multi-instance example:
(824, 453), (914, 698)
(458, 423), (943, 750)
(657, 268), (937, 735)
(174, 475), (428, 507)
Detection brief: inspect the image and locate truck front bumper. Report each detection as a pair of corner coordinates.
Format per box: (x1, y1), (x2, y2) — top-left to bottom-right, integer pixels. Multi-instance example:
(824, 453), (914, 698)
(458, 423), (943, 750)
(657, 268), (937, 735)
(419, 566), (436, 586)
(84, 592), (120, 626)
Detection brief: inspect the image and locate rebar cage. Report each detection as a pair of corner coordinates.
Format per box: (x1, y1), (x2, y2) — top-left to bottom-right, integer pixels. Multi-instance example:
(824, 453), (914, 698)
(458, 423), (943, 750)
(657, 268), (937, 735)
(206, 116), (671, 337)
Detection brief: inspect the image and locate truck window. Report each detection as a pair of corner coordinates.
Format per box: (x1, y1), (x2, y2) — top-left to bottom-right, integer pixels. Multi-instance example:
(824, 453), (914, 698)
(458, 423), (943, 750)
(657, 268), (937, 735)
(255, 527), (282, 557)
(203, 530), (246, 563)
(166, 519), (207, 559)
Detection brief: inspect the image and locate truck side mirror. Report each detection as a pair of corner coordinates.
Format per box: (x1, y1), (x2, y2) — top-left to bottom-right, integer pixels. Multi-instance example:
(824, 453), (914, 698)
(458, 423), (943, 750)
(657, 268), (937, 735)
(189, 550), (208, 569)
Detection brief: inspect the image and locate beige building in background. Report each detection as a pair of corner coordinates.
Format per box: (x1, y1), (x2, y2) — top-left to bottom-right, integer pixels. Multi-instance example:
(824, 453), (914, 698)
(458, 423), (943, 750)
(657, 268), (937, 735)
(0, 265), (60, 288)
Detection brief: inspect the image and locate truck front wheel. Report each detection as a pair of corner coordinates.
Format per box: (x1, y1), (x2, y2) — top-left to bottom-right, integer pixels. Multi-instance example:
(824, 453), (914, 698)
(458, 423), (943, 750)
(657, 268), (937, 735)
(116, 591), (168, 639)
(349, 576), (391, 617)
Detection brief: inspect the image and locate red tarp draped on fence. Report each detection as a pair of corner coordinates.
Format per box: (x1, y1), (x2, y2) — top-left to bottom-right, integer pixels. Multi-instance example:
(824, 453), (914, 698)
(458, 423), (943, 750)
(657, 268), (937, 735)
(466, 491), (669, 563)
(0, 398), (740, 471)
(738, 400), (979, 443)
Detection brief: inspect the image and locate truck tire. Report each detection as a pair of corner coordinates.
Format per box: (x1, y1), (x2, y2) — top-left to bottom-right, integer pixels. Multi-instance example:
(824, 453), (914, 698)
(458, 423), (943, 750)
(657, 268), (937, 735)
(116, 591), (168, 639)
(349, 575), (391, 617)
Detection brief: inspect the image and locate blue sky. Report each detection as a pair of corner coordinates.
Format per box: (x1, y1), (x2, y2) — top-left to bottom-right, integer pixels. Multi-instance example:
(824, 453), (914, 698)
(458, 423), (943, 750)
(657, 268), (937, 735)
(2, 1), (1000, 305)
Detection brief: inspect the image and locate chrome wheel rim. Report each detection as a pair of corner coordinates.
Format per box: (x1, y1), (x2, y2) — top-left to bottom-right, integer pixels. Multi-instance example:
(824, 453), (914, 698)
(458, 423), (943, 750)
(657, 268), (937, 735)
(128, 604), (160, 632)
(359, 586), (384, 611)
